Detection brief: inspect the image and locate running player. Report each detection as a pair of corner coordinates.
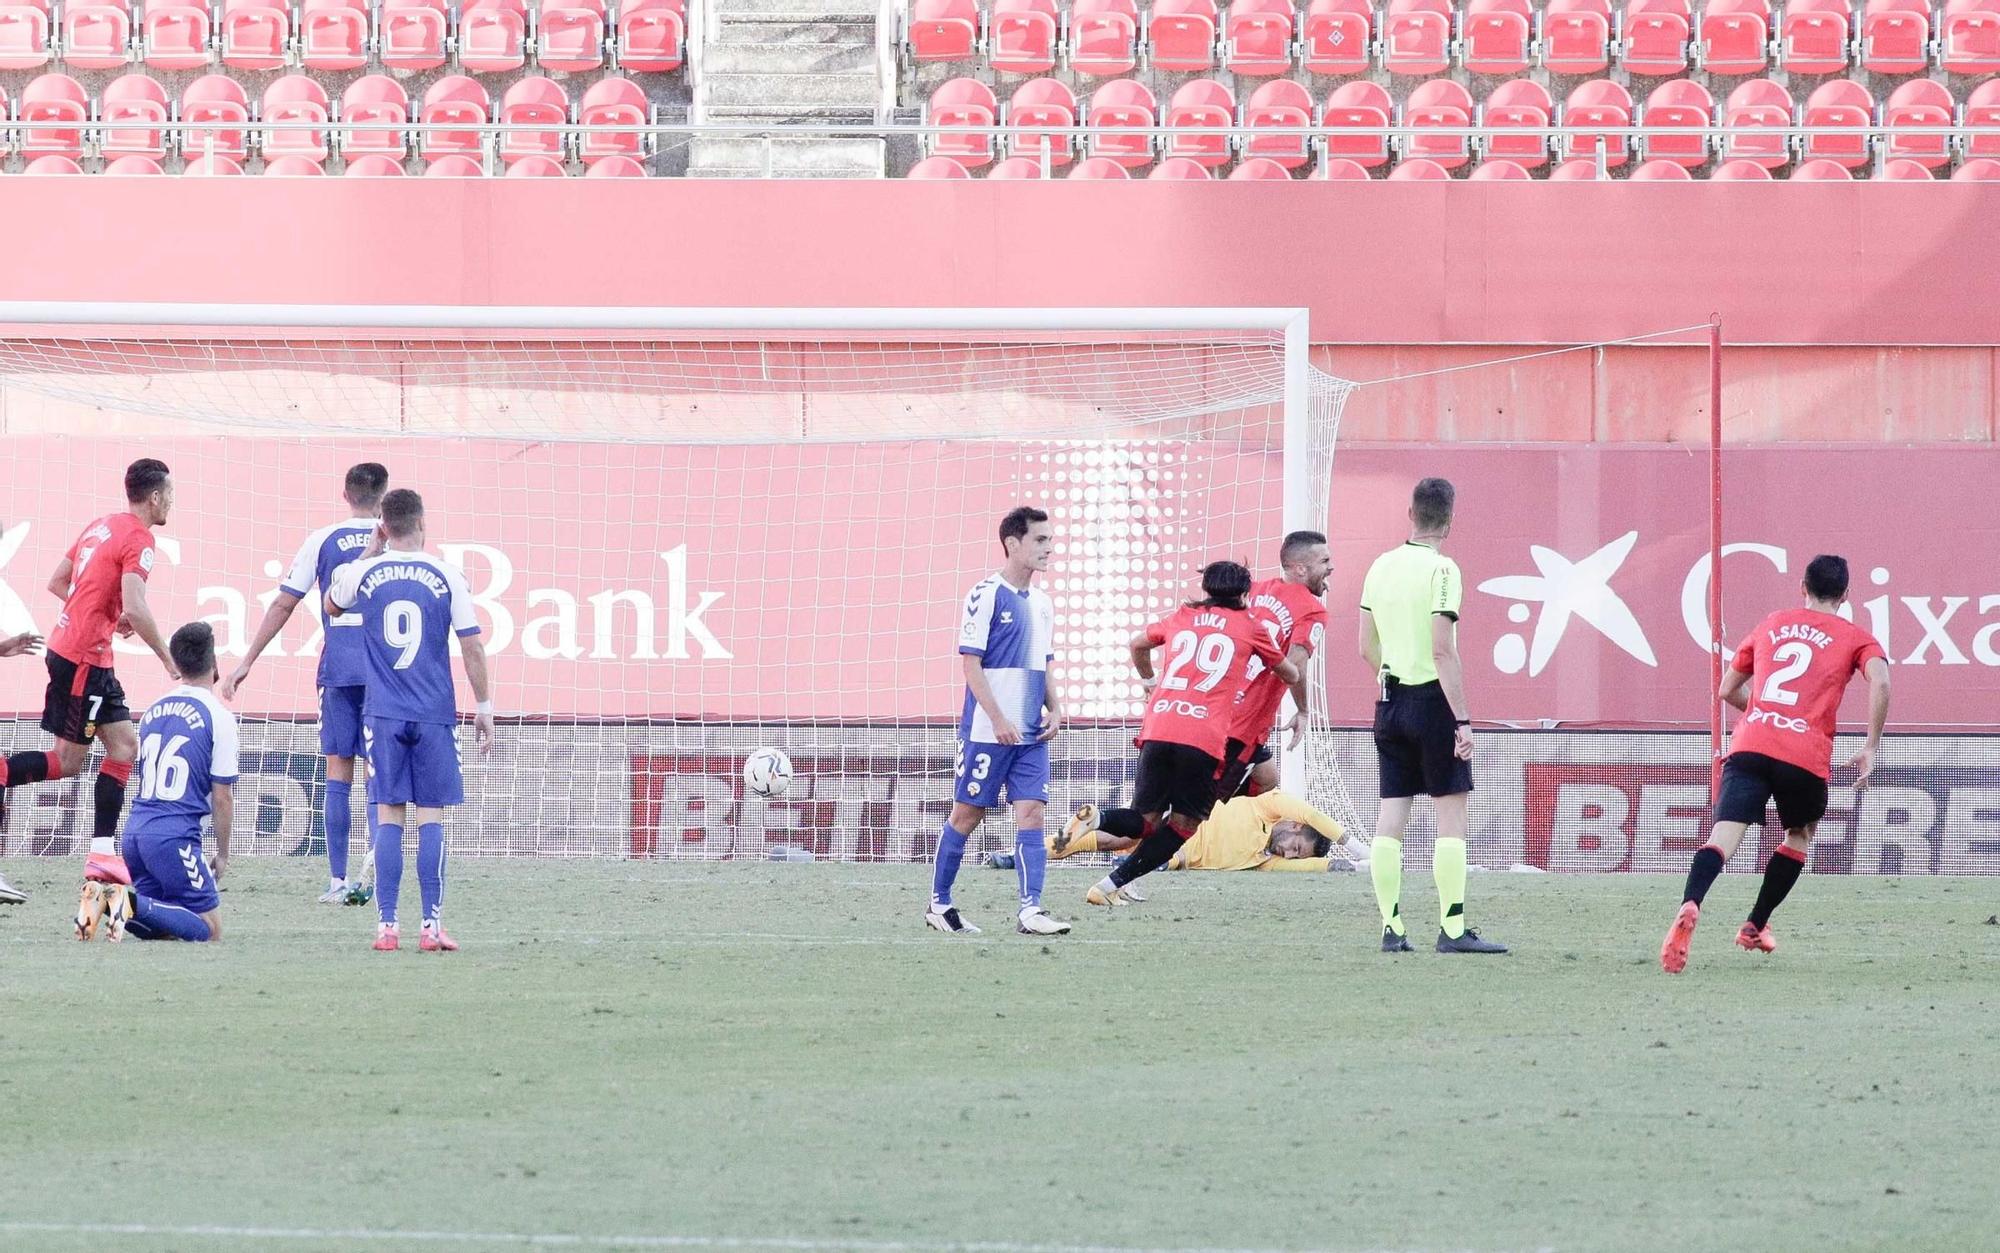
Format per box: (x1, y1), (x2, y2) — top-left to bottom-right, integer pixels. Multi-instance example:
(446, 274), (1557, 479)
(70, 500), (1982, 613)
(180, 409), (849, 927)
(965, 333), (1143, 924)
(1049, 788), (1351, 874)
(1085, 560), (1294, 907)
(85, 623), (237, 943)
(0, 459), (178, 925)
(926, 505), (1070, 937)
(1660, 555), (1890, 974)
(0, 615), (47, 905)
(223, 462), (389, 903)
(326, 489), (494, 953)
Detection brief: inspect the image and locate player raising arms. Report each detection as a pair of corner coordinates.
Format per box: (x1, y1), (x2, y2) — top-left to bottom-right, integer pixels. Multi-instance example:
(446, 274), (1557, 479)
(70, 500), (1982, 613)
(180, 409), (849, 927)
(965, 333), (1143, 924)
(1661, 555), (1890, 974)
(0, 459), (178, 923)
(1085, 560), (1295, 907)
(223, 461), (389, 904)
(327, 489), (494, 953)
(926, 505), (1069, 937)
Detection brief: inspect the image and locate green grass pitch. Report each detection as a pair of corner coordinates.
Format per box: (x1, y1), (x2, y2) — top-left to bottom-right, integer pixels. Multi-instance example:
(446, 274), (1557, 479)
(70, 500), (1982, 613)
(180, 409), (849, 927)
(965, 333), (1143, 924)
(1, 857), (1995, 1253)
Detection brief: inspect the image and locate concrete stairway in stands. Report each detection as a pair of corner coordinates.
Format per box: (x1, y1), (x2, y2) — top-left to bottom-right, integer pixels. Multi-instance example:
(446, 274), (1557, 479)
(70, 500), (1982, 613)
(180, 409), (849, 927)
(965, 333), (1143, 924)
(688, 0), (888, 177)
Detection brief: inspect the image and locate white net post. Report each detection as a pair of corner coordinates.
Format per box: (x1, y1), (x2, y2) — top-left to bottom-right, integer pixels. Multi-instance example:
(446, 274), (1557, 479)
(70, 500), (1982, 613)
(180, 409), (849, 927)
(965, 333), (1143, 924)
(0, 304), (1363, 863)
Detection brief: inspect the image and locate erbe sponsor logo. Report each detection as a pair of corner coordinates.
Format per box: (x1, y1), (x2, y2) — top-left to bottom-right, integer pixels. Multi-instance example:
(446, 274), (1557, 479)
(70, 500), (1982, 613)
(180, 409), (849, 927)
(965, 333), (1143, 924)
(1150, 698), (1211, 719)
(1743, 708), (1810, 734)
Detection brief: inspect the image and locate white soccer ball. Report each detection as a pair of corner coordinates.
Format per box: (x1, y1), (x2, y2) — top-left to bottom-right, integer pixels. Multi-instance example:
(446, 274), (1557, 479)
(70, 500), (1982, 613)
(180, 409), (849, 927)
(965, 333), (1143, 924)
(743, 747), (794, 798)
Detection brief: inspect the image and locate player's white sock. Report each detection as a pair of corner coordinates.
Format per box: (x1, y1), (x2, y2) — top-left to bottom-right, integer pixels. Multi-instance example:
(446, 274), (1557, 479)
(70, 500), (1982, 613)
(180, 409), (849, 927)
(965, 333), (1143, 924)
(1092, 875), (1117, 895)
(90, 837), (115, 857)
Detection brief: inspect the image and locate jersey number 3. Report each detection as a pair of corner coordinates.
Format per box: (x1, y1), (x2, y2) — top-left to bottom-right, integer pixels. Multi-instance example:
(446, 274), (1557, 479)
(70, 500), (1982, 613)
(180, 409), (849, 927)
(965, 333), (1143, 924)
(1760, 641), (1815, 707)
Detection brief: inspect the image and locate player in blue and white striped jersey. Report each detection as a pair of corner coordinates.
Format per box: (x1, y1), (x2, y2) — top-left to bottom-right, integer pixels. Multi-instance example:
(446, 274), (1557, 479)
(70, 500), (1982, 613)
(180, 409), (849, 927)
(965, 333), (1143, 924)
(223, 462), (387, 904)
(926, 505), (1070, 937)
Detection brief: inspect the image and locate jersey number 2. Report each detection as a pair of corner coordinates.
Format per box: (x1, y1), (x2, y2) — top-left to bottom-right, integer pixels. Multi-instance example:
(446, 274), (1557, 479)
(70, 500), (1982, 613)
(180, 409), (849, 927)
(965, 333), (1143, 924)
(1760, 642), (1815, 707)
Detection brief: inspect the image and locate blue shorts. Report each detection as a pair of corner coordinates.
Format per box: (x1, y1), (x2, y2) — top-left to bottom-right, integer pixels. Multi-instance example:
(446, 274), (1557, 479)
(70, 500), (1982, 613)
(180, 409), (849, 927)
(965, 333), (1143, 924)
(319, 685), (366, 759)
(954, 738), (1050, 808)
(364, 718), (464, 807)
(125, 823), (220, 914)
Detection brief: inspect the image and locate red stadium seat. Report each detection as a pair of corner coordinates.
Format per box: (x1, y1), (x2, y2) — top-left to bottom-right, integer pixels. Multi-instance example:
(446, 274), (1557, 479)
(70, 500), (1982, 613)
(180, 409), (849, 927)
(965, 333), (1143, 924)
(380, 0), (450, 70)
(142, 0), (213, 69)
(909, 154), (973, 177)
(18, 72), (85, 159)
(1242, 77), (1314, 169)
(1952, 157), (2000, 179)
(1223, 0), (1297, 75)
(1404, 77), (1472, 168)
(460, 0), (527, 72)
(1780, 0), (1853, 73)
(615, 0), (684, 70)
(180, 74), (249, 160)
(1382, 0), (1451, 73)
(1696, 0), (1772, 73)
(500, 75), (570, 163)
(221, 0), (291, 70)
(1322, 80), (1393, 167)
(506, 154), (566, 176)
(1561, 78), (1633, 168)
(341, 75), (411, 160)
(261, 75), (330, 162)
(61, 0), (132, 70)
(1317, 155), (1371, 176)
(1965, 80), (2000, 159)
(1163, 77), (1236, 166)
(1640, 78), (1713, 167)
(344, 154), (406, 175)
(184, 153), (244, 173)
(908, 0), (978, 62)
(1884, 79), (1954, 168)
(1712, 157), (1773, 178)
(24, 153), (81, 172)
(1229, 155), (1294, 177)
(0, 0), (54, 71)
(1301, 0), (1372, 75)
(583, 154), (645, 175)
(1942, 0), (2000, 71)
(1720, 78), (1792, 168)
(1069, 0), (1138, 74)
(1482, 78), (1553, 169)
(264, 155), (324, 174)
(928, 76), (997, 167)
(1861, 0), (1930, 72)
(300, 0), (368, 69)
(541, 0), (609, 71)
(1468, 158), (1531, 178)
(1800, 78), (1872, 168)
(1550, 155), (1606, 178)
(425, 154), (484, 176)
(988, 155), (1046, 177)
(577, 75), (648, 163)
(1629, 157), (1693, 177)
(1149, 156), (1212, 178)
(1790, 157), (1853, 178)
(1388, 156), (1449, 178)
(1149, 0), (1220, 71)
(1880, 157), (1934, 178)
(1621, 0), (1691, 74)
(104, 154), (163, 172)
(1542, 0), (1613, 72)
(1085, 78), (1156, 167)
(1069, 155), (1131, 177)
(1462, 0), (1533, 72)
(420, 75), (491, 159)
(989, 0), (1058, 72)
(1006, 78), (1077, 166)
(99, 72), (169, 161)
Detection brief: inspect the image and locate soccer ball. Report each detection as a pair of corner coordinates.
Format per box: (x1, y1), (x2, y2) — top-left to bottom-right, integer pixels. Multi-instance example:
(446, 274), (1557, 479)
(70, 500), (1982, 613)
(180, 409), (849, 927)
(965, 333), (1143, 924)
(743, 747), (793, 798)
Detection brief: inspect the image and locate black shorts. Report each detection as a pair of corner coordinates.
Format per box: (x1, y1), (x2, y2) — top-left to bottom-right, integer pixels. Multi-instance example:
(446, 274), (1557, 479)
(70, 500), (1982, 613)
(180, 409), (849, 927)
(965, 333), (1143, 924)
(1373, 680), (1472, 799)
(1715, 751), (1829, 831)
(1215, 738), (1274, 801)
(1131, 740), (1224, 826)
(40, 652), (129, 745)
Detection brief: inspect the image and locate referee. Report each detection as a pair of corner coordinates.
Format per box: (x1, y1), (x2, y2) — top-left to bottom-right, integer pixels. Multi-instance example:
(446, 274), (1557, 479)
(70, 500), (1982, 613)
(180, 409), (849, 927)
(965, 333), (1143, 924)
(1358, 478), (1507, 954)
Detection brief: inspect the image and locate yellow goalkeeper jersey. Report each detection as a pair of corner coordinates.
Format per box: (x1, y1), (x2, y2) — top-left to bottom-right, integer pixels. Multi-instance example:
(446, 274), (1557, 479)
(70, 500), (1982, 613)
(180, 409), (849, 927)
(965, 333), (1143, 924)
(1167, 792), (1346, 872)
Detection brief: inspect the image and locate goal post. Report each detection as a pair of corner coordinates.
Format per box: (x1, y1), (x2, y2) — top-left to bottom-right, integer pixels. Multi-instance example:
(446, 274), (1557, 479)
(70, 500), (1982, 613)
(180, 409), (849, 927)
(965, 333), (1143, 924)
(0, 303), (1364, 861)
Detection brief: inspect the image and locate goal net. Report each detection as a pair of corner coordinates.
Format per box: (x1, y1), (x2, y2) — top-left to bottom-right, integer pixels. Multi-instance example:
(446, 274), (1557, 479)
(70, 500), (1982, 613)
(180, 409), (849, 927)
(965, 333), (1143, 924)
(0, 305), (1362, 862)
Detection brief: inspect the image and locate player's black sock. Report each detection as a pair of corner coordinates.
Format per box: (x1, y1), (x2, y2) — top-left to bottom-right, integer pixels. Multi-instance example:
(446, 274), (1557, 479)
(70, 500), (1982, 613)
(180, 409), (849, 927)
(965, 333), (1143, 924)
(95, 759), (133, 844)
(1109, 825), (1182, 888)
(1, 751), (57, 789)
(1097, 807), (1145, 839)
(1748, 845), (1806, 929)
(1682, 844), (1726, 906)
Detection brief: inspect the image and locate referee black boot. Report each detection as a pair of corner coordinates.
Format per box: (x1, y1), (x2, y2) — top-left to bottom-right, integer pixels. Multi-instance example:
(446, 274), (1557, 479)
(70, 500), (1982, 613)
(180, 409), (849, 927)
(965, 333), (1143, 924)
(1381, 926), (1414, 953)
(1436, 927), (1508, 954)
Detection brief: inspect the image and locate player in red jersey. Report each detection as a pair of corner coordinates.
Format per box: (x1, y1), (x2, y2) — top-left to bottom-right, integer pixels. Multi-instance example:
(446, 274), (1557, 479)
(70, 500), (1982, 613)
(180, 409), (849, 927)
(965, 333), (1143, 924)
(1084, 561), (1295, 907)
(0, 460), (179, 909)
(1661, 555), (1891, 974)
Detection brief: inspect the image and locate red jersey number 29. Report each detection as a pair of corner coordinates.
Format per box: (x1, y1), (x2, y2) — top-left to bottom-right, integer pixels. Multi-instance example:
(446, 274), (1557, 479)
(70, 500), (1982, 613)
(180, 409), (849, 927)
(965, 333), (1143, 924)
(1160, 630), (1237, 693)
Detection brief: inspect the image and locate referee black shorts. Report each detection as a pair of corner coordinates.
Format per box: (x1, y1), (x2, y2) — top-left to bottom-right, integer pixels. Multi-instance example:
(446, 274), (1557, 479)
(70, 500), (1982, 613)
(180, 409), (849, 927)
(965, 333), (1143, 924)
(1373, 679), (1472, 800)
(1714, 751), (1829, 831)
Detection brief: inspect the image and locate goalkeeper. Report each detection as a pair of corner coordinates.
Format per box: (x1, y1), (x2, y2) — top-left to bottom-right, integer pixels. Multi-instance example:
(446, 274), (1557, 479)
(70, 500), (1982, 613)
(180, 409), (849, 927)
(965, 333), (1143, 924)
(1045, 791), (1354, 873)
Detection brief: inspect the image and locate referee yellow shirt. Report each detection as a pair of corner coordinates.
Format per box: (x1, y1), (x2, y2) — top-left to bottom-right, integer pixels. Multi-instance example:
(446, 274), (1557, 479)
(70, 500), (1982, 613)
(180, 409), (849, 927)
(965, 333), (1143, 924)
(1359, 541), (1463, 686)
(1168, 793), (1346, 872)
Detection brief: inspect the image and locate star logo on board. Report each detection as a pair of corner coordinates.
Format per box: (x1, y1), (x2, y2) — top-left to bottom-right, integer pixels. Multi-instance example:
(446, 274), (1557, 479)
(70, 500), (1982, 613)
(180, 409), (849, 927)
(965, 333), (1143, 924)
(1476, 532), (1657, 677)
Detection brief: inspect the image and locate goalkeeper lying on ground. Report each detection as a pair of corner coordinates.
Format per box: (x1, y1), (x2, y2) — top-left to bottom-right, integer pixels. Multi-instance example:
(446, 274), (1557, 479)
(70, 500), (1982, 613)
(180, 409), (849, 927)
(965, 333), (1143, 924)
(989, 791), (1355, 879)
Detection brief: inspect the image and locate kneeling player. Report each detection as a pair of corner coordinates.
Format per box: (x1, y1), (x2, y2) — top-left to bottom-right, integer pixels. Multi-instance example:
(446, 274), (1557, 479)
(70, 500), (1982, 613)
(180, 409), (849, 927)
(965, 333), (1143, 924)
(1053, 789), (1352, 874)
(1661, 555), (1890, 974)
(1085, 561), (1295, 906)
(85, 623), (236, 943)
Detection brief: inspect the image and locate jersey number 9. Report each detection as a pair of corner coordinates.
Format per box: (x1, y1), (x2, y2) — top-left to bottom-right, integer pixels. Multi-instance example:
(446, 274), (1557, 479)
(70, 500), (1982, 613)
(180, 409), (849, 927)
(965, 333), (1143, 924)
(384, 599), (424, 670)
